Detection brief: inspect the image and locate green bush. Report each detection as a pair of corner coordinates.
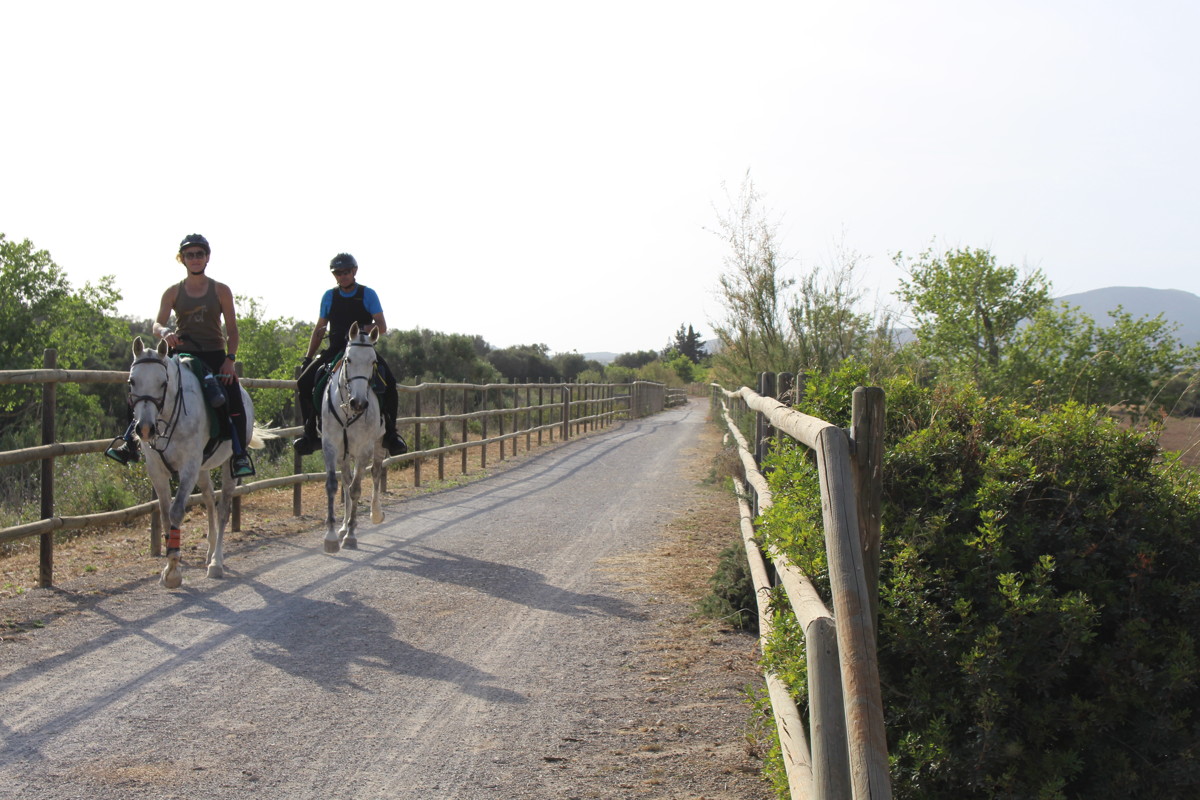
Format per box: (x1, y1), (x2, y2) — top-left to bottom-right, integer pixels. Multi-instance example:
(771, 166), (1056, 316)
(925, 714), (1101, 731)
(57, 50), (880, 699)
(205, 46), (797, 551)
(758, 364), (1200, 797)
(697, 539), (758, 630)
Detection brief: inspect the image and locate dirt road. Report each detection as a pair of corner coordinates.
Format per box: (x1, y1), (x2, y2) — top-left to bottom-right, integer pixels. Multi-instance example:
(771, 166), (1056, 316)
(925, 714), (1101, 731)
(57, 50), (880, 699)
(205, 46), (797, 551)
(0, 401), (772, 799)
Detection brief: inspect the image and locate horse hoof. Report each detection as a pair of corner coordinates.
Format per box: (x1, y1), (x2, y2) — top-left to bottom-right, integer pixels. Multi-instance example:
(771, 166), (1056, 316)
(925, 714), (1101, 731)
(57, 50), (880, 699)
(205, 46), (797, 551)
(324, 539), (340, 554)
(342, 536), (358, 550)
(160, 560), (183, 589)
(371, 511), (383, 525)
(207, 564), (224, 579)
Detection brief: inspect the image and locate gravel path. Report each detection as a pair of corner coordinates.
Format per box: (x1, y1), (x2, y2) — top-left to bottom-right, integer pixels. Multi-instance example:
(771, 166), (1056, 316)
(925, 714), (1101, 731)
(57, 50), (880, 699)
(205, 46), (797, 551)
(0, 401), (772, 799)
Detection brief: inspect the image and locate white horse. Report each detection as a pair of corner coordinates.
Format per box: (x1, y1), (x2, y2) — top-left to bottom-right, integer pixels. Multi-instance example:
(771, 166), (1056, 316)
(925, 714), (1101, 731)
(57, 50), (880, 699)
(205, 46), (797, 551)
(321, 321), (386, 553)
(127, 336), (270, 588)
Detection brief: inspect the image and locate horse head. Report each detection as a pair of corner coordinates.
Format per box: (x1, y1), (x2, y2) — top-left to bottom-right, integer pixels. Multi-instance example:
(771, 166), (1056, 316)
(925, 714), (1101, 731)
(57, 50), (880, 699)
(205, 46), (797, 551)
(129, 336), (171, 443)
(340, 321), (380, 415)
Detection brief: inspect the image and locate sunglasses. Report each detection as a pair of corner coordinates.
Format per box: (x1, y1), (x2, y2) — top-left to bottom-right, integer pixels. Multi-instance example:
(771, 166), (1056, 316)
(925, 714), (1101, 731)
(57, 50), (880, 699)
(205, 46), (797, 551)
(332, 268), (354, 276)
(182, 250), (208, 260)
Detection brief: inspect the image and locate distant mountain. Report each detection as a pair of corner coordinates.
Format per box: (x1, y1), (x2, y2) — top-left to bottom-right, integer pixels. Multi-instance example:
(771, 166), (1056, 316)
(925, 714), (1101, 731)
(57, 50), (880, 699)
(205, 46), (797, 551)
(1057, 287), (1200, 347)
(583, 352), (617, 365)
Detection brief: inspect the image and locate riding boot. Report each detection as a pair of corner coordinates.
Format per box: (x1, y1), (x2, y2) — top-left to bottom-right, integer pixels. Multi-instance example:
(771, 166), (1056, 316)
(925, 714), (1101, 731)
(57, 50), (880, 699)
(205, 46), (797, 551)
(381, 400), (407, 457)
(230, 413), (255, 478)
(105, 422), (140, 465)
(293, 417), (321, 456)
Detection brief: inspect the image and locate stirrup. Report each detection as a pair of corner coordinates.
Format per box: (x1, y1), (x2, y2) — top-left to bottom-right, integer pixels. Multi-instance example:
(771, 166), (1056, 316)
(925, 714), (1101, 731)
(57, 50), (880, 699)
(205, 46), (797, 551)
(105, 438), (139, 465)
(231, 453), (255, 478)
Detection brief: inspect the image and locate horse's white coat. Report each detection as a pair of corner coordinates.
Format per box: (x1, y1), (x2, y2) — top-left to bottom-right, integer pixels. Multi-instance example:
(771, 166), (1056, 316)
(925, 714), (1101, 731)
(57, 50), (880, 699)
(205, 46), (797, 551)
(127, 337), (269, 588)
(320, 322), (386, 553)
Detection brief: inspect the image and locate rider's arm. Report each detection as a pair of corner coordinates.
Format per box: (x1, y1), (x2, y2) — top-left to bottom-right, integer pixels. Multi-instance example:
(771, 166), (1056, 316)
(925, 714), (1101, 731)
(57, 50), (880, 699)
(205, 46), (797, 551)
(153, 285), (180, 348)
(305, 319), (328, 359)
(216, 282), (239, 364)
(370, 312), (387, 338)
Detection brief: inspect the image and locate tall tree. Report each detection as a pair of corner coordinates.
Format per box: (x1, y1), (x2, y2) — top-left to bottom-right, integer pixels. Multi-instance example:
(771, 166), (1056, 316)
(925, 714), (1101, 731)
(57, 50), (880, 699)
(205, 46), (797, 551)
(895, 245), (1051, 391)
(0, 233), (127, 439)
(709, 172), (796, 385)
(670, 324), (705, 364)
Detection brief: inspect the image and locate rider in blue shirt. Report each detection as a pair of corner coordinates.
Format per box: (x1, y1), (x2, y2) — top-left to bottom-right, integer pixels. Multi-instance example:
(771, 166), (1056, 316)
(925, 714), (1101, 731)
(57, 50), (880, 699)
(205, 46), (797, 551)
(293, 253), (407, 457)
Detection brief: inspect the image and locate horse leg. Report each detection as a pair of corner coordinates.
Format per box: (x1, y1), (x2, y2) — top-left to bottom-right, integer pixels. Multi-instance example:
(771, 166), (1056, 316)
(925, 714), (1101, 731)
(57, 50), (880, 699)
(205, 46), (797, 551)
(324, 463), (340, 553)
(204, 465), (233, 579)
(160, 462), (199, 589)
(371, 446), (384, 525)
(339, 458), (360, 549)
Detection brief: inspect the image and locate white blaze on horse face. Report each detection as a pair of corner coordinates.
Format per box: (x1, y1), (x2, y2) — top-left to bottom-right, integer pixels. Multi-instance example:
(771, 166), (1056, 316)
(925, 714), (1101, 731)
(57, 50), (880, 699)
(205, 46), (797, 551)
(343, 340), (378, 414)
(130, 351), (168, 442)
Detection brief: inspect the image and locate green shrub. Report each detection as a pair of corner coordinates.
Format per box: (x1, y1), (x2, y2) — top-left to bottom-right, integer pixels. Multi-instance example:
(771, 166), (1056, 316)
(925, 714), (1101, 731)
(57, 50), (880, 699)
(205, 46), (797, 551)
(697, 539), (758, 630)
(758, 364), (1200, 797)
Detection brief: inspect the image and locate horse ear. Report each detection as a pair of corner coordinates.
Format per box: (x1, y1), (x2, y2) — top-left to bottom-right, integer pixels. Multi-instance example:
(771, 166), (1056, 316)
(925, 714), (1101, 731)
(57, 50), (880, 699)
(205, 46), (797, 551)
(133, 337), (144, 357)
(157, 338), (169, 357)
(369, 327), (379, 344)
(349, 321), (360, 339)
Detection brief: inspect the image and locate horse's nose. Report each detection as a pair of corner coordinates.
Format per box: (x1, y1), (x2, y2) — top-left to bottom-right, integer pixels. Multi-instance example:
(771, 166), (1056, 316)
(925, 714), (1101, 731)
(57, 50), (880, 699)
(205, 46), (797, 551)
(135, 417), (155, 441)
(350, 396), (368, 413)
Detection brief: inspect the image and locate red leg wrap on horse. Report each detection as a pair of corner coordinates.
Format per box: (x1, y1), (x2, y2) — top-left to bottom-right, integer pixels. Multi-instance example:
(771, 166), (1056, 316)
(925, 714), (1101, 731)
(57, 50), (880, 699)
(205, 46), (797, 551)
(167, 527), (181, 552)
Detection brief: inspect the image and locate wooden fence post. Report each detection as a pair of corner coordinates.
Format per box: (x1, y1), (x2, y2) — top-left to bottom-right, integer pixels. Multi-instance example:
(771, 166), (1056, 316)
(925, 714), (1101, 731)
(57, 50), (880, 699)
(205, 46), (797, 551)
(562, 384), (571, 440)
(232, 360), (243, 532)
(852, 386), (886, 633)
(293, 364), (303, 517)
(413, 389), (423, 487)
(755, 372), (776, 469)
(39, 348), (56, 588)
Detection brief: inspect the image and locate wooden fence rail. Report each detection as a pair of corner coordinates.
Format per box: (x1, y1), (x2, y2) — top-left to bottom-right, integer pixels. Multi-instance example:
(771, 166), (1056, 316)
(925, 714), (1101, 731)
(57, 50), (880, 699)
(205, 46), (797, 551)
(712, 376), (890, 800)
(1, 348), (671, 586)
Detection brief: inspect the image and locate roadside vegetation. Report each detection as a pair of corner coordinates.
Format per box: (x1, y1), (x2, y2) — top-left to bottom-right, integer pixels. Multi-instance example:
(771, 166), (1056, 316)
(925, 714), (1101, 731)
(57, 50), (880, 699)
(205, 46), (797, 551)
(703, 174), (1200, 797)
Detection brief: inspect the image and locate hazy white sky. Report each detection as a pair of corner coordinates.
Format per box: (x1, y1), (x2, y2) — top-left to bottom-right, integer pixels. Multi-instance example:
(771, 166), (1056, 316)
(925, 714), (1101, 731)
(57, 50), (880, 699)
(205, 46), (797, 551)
(3, 1), (1197, 356)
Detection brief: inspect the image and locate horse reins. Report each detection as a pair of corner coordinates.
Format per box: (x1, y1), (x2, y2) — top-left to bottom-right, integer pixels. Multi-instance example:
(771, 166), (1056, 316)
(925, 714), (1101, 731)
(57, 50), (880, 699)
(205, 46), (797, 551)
(130, 354), (186, 453)
(326, 340), (380, 452)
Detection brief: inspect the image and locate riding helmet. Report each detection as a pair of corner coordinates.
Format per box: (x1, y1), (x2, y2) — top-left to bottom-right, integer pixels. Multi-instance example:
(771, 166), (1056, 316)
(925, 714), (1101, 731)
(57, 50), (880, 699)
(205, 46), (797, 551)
(330, 253), (358, 271)
(179, 233), (211, 254)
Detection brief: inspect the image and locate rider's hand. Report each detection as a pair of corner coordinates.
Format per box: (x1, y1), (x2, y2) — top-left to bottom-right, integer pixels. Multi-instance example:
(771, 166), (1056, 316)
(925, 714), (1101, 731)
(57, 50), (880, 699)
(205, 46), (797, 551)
(220, 356), (237, 385)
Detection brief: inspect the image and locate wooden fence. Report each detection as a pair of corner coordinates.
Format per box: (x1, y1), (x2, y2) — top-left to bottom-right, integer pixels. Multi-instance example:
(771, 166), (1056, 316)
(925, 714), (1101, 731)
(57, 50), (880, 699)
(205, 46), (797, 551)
(0, 348), (671, 587)
(712, 374), (890, 800)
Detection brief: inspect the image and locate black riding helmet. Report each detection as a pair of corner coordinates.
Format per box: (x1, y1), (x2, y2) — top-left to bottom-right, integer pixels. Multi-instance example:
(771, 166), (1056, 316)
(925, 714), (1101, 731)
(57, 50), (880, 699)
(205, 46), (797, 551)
(179, 233), (211, 254)
(330, 253), (357, 271)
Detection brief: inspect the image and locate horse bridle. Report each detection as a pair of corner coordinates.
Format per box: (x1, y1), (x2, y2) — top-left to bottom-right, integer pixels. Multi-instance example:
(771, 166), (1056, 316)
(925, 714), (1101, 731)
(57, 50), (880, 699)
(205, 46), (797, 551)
(129, 354), (186, 450)
(331, 340), (378, 428)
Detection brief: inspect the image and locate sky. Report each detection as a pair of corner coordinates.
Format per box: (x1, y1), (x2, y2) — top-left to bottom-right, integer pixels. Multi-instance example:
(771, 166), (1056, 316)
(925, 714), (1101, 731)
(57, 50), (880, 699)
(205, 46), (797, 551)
(3, 1), (1197, 356)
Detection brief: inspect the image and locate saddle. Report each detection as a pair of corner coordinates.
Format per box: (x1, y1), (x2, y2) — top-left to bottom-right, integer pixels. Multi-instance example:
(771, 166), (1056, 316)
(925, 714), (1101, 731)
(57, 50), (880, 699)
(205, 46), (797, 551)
(176, 354), (231, 457)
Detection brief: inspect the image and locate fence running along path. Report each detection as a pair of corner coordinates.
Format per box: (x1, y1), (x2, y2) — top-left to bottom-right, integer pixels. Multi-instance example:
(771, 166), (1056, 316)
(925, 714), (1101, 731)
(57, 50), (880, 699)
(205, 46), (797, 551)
(712, 375), (891, 800)
(0, 348), (673, 587)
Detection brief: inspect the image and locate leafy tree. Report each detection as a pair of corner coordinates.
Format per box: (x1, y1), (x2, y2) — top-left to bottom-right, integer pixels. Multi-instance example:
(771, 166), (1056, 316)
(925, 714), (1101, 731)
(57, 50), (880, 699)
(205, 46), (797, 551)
(614, 350), (659, 369)
(787, 242), (896, 377)
(0, 234), (128, 441)
(993, 301), (1198, 418)
(669, 324), (706, 364)
(895, 246), (1051, 391)
(710, 172), (796, 383)
(233, 296), (309, 425)
(709, 175), (896, 386)
(663, 349), (696, 383)
(486, 343), (556, 382)
(380, 328), (500, 384)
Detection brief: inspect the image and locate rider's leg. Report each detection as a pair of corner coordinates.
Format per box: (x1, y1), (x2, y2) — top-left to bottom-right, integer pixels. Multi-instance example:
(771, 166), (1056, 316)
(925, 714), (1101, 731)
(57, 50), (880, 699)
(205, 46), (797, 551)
(293, 356), (324, 455)
(376, 357), (407, 456)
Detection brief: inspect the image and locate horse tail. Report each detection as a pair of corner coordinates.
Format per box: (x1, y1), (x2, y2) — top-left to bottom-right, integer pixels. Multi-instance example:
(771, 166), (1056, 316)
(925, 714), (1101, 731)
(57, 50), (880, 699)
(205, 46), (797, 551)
(248, 425), (284, 449)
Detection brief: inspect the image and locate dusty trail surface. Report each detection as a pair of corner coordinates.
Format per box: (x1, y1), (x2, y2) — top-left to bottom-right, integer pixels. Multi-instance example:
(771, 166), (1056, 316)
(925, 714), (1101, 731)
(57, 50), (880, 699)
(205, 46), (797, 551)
(1, 401), (771, 799)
